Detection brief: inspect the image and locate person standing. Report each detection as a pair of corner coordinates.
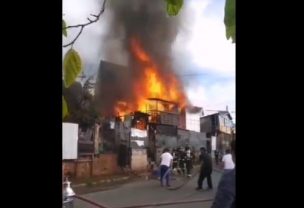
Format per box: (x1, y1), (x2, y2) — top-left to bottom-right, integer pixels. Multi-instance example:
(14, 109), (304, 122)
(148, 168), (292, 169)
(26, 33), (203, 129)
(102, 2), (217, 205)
(160, 148), (173, 187)
(214, 150), (219, 165)
(177, 147), (186, 176)
(196, 147), (213, 190)
(185, 146), (193, 177)
(221, 149), (235, 171)
(172, 148), (178, 173)
(191, 147), (196, 164)
(117, 144), (128, 172)
(211, 140), (235, 208)
(180, 147), (187, 176)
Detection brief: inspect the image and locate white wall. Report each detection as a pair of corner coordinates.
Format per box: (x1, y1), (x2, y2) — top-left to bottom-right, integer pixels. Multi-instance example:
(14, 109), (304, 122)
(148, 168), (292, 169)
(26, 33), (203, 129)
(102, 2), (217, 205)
(186, 112), (201, 132)
(62, 123), (78, 160)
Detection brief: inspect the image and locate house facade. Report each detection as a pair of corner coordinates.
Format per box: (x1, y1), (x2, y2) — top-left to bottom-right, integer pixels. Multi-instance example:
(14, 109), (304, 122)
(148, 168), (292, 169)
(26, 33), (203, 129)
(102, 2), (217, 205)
(200, 111), (234, 154)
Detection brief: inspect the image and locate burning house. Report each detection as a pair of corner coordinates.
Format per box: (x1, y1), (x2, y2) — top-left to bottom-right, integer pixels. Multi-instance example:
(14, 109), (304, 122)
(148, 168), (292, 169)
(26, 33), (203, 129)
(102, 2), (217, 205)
(93, 0), (208, 170)
(95, 59), (208, 168)
(63, 0), (211, 179)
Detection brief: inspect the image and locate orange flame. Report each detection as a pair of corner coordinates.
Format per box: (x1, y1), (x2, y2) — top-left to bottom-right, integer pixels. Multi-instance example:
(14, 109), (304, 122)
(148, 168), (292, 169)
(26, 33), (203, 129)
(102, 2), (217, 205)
(114, 38), (187, 117)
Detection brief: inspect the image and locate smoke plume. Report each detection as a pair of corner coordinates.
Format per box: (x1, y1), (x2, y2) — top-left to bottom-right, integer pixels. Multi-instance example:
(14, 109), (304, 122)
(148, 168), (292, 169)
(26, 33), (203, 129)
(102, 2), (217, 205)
(96, 0), (188, 116)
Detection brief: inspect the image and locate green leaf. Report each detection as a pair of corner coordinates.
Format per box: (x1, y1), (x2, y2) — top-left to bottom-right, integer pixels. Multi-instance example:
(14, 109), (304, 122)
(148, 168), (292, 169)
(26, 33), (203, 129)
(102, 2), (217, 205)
(224, 0), (235, 43)
(63, 96), (68, 119)
(64, 49), (82, 88)
(62, 19), (67, 37)
(165, 0), (183, 16)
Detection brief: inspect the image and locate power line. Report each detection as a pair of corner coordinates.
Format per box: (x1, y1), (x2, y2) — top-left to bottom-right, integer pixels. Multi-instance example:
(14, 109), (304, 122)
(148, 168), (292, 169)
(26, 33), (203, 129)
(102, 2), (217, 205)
(205, 110), (235, 113)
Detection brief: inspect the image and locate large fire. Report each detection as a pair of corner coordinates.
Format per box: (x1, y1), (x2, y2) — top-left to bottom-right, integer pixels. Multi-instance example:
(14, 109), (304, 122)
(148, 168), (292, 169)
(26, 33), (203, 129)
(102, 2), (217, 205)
(114, 38), (187, 117)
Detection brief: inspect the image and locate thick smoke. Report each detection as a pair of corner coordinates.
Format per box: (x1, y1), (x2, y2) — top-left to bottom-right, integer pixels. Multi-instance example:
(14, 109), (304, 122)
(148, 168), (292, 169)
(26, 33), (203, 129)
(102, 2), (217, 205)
(107, 0), (180, 65)
(97, 0), (188, 115)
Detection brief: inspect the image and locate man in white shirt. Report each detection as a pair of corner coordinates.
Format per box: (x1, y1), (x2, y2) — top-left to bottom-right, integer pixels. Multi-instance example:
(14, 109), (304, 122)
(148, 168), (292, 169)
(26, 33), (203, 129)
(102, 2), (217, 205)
(212, 140), (235, 208)
(160, 148), (173, 187)
(222, 149), (235, 171)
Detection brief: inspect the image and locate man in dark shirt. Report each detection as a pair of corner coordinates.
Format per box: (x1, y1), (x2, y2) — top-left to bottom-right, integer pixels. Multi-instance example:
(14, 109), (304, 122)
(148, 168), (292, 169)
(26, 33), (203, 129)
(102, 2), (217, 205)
(196, 147), (213, 190)
(211, 139), (235, 208)
(214, 150), (219, 165)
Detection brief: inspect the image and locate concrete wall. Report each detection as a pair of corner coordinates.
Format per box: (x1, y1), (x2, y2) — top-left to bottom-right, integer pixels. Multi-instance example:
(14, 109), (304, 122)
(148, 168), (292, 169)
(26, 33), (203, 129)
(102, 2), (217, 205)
(155, 134), (177, 148)
(155, 129), (207, 151)
(178, 129), (208, 151)
(131, 149), (148, 171)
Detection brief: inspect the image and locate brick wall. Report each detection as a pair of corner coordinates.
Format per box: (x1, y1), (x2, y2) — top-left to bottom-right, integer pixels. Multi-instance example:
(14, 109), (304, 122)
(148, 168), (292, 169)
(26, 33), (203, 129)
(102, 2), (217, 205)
(63, 154), (119, 179)
(92, 154), (119, 176)
(75, 161), (91, 178)
(63, 161), (76, 176)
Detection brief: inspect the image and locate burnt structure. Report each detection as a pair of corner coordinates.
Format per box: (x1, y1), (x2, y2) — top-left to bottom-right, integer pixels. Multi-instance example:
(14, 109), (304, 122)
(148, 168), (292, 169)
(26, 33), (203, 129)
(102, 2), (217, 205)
(95, 60), (207, 165)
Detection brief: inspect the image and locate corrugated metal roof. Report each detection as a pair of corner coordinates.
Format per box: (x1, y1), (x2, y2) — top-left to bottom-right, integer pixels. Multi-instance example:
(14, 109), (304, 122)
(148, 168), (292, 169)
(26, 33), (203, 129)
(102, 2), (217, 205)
(201, 111), (233, 120)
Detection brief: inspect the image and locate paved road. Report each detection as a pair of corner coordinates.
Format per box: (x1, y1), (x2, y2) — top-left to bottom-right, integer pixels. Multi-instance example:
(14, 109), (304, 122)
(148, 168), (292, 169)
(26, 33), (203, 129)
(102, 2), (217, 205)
(74, 170), (222, 208)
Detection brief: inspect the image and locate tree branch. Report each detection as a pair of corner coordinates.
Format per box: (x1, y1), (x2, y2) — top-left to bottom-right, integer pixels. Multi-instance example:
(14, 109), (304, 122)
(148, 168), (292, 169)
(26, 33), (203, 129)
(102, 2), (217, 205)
(63, 0), (107, 48)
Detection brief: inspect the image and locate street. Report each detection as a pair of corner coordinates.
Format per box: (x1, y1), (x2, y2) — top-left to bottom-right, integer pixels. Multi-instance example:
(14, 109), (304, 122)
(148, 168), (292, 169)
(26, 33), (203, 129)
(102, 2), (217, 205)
(74, 170), (222, 208)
